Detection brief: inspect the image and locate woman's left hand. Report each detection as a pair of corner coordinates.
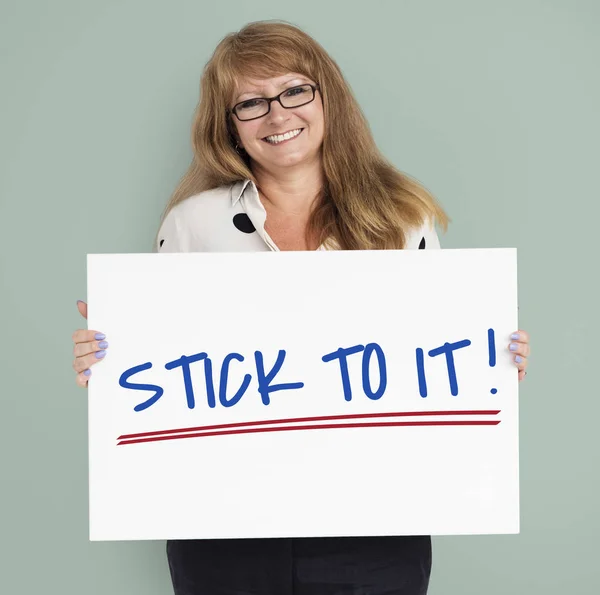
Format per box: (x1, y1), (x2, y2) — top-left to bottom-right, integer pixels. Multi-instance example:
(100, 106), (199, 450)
(508, 330), (530, 382)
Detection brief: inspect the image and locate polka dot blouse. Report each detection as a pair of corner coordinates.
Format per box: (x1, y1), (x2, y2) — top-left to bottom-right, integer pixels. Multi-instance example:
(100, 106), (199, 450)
(156, 179), (441, 253)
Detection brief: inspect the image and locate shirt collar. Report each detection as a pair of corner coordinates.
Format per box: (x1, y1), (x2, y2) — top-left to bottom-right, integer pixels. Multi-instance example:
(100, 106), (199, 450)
(230, 177), (333, 251)
(230, 178), (254, 206)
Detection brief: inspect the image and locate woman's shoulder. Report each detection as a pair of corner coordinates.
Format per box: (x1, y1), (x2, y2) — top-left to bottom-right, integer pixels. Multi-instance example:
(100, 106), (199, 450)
(168, 182), (242, 218)
(155, 180), (262, 253)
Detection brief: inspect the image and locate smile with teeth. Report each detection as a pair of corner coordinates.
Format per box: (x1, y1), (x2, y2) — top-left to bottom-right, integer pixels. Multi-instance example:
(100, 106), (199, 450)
(263, 128), (304, 145)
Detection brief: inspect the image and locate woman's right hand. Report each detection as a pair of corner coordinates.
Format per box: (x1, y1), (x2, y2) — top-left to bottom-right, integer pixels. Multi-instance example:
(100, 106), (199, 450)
(72, 300), (109, 387)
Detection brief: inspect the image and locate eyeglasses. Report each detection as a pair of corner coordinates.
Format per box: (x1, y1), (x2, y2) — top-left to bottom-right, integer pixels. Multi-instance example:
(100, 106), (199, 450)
(228, 83), (320, 122)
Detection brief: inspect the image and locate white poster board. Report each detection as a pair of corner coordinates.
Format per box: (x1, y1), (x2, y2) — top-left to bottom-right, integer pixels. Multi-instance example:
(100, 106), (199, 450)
(87, 248), (519, 541)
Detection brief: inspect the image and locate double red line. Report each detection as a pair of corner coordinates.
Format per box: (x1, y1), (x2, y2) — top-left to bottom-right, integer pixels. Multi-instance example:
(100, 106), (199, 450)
(117, 409), (501, 446)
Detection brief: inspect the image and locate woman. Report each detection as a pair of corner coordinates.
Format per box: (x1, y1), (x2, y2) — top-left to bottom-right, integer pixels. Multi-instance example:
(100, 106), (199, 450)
(72, 20), (530, 595)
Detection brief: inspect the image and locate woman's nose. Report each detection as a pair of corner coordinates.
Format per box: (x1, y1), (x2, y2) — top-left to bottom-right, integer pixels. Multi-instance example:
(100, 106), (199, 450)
(266, 100), (290, 123)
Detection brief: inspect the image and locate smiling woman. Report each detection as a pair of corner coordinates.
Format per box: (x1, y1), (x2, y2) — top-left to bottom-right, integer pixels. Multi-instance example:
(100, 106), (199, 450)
(154, 20), (450, 254)
(71, 17), (531, 595)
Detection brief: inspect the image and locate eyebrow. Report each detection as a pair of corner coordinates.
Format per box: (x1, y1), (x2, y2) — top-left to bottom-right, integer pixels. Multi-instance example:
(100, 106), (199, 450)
(234, 78), (308, 103)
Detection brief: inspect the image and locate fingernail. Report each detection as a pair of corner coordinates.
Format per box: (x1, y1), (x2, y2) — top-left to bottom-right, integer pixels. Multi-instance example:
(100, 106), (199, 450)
(77, 300), (85, 305)
(95, 350), (106, 359)
(94, 333), (106, 340)
(515, 355), (523, 363)
(98, 341), (109, 349)
(511, 333), (520, 340)
(509, 343), (518, 351)
(83, 369), (92, 376)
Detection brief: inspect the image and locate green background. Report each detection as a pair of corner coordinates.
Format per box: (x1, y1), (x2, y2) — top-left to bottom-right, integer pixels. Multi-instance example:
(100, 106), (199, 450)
(1, 0), (598, 593)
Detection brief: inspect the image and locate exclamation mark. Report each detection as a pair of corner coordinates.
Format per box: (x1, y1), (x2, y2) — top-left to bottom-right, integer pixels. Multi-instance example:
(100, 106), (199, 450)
(416, 347), (427, 398)
(488, 328), (497, 394)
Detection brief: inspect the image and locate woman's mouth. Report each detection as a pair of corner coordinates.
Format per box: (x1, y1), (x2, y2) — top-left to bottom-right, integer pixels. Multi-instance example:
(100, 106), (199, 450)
(262, 128), (304, 145)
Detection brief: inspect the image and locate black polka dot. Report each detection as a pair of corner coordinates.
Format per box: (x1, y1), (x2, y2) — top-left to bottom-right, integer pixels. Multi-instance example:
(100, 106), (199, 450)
(159, 239), (165, 247)
(418, 237), (426, 249)
(233, 213), (256, 234)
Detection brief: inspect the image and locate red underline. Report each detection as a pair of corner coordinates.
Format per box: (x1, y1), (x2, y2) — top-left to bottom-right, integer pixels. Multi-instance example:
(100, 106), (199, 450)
(117, 420), (501, 446)
(117, 410), (501, 446)
(118, 409), (500, 441)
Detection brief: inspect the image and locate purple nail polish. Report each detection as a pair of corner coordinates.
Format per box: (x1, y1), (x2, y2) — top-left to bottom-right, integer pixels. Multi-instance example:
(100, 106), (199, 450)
(515, 355), (523, 363)
(95, 350), (106, 359)
(83, 369), (91, 376)
(509, 343), (518, 351)
(511, 333), (520, 340)
(98, 341), (109, 349)
(95, 333), (106, 341)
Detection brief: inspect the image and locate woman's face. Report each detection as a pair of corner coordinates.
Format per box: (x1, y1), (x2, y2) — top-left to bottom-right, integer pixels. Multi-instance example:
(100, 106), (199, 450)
(230, 72), (324, 171)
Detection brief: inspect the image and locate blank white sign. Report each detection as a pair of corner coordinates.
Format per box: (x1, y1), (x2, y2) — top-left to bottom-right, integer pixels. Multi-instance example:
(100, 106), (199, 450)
(87, 248), (519, 541)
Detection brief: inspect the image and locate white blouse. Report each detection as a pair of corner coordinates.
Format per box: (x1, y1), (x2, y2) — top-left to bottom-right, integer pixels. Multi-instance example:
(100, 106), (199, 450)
(156, 178), (441, 253)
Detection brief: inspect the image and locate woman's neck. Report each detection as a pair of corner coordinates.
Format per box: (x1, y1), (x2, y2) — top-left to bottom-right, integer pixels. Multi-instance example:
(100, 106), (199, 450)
(252, 161), (324, 217)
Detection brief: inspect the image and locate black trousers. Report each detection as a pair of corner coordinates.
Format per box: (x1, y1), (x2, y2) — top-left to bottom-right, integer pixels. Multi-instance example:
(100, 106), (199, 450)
(167, 535), (432, 595)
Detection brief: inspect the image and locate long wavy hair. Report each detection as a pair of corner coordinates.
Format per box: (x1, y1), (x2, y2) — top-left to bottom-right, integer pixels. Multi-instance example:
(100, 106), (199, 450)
(156, 20), (449, 250)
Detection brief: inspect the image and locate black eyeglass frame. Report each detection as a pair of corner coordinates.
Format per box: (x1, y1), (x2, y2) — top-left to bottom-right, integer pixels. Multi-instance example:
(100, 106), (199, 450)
(227, 83), (321, 122)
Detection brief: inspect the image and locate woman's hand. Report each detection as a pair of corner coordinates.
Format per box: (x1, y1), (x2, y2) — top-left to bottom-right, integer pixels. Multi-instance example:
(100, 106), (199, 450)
(508, 329), (530, 382)
(72, 300), (108, 387)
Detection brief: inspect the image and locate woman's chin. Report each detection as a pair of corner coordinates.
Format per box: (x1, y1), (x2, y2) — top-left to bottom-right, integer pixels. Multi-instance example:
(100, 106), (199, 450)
(254, 152), (309, 169)
(254, 156), (306, 171)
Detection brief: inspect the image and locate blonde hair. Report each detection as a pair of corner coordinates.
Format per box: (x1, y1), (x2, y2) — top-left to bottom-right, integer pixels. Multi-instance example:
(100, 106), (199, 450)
(156, 20), (449, 250)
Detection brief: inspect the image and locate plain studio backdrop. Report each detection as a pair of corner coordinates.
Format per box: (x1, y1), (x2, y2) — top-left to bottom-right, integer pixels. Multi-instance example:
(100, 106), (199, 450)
(0, 1), (598, 593)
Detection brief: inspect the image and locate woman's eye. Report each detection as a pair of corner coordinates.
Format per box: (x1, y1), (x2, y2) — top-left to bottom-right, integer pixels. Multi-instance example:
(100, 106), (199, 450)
(285, 86), (306, 97)
(239, 99), (261, 110)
